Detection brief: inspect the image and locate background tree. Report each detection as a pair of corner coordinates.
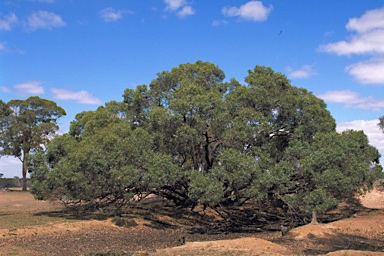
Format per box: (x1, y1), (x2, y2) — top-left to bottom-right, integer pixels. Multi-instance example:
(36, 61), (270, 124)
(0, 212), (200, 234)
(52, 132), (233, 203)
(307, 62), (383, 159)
(379, 116), (384, 132)
(0, 96), (66, 190)
(0, 100), (8, 179)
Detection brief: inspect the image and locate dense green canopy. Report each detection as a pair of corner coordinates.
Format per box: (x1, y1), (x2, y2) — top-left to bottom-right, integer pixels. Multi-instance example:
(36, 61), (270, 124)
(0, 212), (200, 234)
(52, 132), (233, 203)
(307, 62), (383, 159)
(29, 62), (382, 222)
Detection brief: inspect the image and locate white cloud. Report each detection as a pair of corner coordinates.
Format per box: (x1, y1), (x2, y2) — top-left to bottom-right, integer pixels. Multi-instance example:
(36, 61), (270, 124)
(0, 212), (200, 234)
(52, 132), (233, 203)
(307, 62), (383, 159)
(318, 90), (384, 111)
(57, 121), (70, 134)
(99, 7), (131, 22)
(14, 81), (45, 95)
(319, 7), (384, 85)
(346, 7), (384, 33)
(51, 88), (103, 105)
(222, 1), (273, 22)
(164, 0), (186, 11)
(286, 65), (316, 79)
(27, 11), (65, 31)
(0, 12), (18, 31)
(345, 58), (384, 84)
(319, 29), (384, 56)
(0, 157), (22, 178)
(163, 0), (195, 18)
(336, 119), (384, 159)
(177, 6), (195, 18)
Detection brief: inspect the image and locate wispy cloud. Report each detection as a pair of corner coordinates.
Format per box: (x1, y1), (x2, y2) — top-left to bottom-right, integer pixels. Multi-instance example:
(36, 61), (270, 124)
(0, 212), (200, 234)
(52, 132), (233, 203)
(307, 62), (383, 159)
(0, 42), (6, 51)
(51, 88), (103, 105)
(26, 11), (65, 31)
(286, 65), (316, 79)
(212, 20), (228, 27)
(318, 90), (384, 111)
(177, 6), (195, 18)
(99, 7), (132, 22)
(222, 1), (273, 22)
(336, 119), (384, 157)
(163, 0), (195, 18)
(319, 7), (384, 85)
(0, 42), (24, 54)
(0, 86), (11, 93)
(34, 0), (56, 3)
(14, 81), (45, 95)
(0, 12), (18, 31)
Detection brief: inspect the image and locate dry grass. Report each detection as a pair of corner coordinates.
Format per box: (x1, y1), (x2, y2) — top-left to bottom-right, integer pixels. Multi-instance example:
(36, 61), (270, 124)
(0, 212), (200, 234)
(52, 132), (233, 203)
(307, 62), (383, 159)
(0, 189), (69, 230)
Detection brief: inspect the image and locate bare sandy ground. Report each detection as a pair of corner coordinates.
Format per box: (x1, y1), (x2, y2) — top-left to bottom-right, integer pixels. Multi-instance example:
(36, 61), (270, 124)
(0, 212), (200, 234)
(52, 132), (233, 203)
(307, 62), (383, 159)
(0, 183), (383, 255)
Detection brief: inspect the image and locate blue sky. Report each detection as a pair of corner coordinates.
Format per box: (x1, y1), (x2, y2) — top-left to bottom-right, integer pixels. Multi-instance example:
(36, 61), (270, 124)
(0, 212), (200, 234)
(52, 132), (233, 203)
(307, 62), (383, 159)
(1, 0), (384, 178)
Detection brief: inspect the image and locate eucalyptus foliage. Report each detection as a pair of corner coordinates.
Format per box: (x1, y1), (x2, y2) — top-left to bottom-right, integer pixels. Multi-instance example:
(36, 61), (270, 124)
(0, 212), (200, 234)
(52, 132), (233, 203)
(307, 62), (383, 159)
(0, 97), (66, 190)
(30, 62), (382, 222)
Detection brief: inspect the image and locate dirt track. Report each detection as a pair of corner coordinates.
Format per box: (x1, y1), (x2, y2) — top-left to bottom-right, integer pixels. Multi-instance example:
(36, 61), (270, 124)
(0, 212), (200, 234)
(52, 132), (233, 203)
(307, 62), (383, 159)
(0, 183), (384, 255)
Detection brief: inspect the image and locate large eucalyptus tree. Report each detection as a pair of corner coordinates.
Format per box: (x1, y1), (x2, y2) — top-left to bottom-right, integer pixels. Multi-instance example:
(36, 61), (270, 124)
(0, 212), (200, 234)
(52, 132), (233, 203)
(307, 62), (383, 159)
(0, 96), (66, 190)
(30, 62), (382, 223)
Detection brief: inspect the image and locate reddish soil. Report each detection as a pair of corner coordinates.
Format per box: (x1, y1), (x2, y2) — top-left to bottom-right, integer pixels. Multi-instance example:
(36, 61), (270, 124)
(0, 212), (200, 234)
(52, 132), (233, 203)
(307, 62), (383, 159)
(0, 182), (383, 256)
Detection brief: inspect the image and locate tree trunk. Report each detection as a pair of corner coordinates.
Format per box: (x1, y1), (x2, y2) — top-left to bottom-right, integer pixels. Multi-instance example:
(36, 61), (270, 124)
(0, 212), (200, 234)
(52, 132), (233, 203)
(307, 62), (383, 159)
(22, 152), (28, 191)
(311, 210), (318, 224)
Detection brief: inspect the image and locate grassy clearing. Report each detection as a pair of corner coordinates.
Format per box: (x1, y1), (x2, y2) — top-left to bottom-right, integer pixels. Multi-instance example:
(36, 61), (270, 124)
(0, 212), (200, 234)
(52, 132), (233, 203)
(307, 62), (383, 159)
(0, 190), (73, 230)
(0, 212), (63, 230)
